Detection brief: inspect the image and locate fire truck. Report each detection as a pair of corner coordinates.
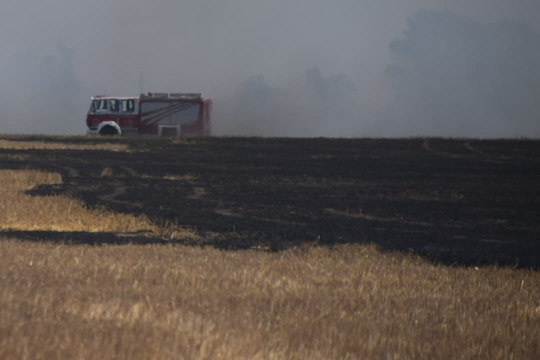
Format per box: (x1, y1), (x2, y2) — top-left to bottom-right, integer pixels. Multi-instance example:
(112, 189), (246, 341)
(86, 93), (212, 136)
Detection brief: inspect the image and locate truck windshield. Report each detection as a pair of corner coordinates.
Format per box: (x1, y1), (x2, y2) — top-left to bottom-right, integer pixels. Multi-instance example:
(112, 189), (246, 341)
(91, 100), (108, 112)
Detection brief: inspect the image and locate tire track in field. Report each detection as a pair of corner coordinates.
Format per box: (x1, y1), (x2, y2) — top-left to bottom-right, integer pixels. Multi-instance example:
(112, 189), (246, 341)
(188, 187), (207, 200)
(325, 208), (434, 227)
(120, 166), (138, 177)
(60, 165), (143, 207)
(49, 165), (81, 199)
(423, 139), (505, 163)
(61, 166), (80, 178)
(215, 208), (306, 226)
(463, 141), (490, 157)
(95, 166), (143, 208)
(463, 141), (507, 163)
(97, 181), (144, 209)
(98, 184), (127, 203)
(422, 140), (461, 159)
(51, 165), (80, 180)
(325, 208), (472, 231)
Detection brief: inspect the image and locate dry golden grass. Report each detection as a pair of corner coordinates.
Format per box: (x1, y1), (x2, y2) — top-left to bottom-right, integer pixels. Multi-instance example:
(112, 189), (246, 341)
(0, 242), (538, 359)
(0, 165), (538, 359)
(0, 170), (153, 233)
(0, 139), (128, 151)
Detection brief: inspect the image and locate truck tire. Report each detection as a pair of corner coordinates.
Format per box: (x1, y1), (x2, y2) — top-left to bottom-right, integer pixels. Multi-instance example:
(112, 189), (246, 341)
(97, 121), (122, 136)
(99, 125), (119, 136)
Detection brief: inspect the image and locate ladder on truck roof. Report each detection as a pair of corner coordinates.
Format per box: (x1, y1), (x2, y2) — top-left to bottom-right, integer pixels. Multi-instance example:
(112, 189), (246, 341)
(142, 92), (202, 99)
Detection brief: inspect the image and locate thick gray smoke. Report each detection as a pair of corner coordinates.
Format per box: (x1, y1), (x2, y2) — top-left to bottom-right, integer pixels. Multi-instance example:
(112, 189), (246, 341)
(0, 1), (539, 137)
(216, 69), (359, 137)
(383, 10), (540, 137)
(0, 42), (90, 134)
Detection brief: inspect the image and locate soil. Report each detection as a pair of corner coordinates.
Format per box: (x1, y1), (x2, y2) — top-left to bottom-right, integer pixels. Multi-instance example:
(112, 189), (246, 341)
(2, 136), (539, 268)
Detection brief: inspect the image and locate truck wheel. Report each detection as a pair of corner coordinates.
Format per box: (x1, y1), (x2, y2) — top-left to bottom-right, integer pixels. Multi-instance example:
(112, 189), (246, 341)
(99, 125), (119, 136)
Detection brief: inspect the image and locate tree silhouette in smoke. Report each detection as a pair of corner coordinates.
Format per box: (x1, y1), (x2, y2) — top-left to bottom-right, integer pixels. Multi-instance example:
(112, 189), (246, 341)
(305, 67), (356, 103)
(386, 10), (540, 137)
(220, 69), (357, 137)
(234, 75), (279, 119)
(0, 41), (88, 134)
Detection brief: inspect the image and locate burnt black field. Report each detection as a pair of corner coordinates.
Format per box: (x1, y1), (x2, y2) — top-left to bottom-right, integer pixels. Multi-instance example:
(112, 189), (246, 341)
(1, 135), (539, 268)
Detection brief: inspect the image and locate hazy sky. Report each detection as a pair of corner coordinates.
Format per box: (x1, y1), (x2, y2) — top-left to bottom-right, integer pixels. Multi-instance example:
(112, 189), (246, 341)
(0, 1), (539, 136)
(2, 1), (538, 94)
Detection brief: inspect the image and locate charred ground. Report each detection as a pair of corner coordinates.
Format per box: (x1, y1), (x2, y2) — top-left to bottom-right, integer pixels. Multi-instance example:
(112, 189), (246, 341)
(1, 135), (539, 268)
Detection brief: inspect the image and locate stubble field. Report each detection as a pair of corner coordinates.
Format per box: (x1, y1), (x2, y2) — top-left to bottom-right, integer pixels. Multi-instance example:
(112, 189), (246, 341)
(0, 135), (539, 359)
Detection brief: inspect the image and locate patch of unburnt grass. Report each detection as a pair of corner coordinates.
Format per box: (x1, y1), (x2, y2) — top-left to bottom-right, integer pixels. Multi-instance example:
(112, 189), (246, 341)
(0, 242), (538, 359)
(0, 170), (153, 233)
(0, 139), (129, 152)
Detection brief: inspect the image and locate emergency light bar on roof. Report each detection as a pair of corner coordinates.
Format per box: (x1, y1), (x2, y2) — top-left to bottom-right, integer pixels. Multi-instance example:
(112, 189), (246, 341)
(91, 95), (138, 100)
(143, 92), (202, 99)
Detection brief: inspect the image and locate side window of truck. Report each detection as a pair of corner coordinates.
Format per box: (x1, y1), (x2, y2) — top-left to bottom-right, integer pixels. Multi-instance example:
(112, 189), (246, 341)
(122, 100), (135, 113)
(110, 99), (120, 112)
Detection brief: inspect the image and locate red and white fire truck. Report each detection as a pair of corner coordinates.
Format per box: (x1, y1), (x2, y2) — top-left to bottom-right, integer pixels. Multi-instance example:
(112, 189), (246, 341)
(86, 93), (212, 136)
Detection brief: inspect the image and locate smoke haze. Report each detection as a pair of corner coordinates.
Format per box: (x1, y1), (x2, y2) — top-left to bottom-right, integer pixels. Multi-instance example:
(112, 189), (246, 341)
(0, 1), (539, 137)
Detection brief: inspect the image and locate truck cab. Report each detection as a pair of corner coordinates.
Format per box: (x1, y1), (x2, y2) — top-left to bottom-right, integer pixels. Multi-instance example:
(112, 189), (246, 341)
(86, 96), (140, 136)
